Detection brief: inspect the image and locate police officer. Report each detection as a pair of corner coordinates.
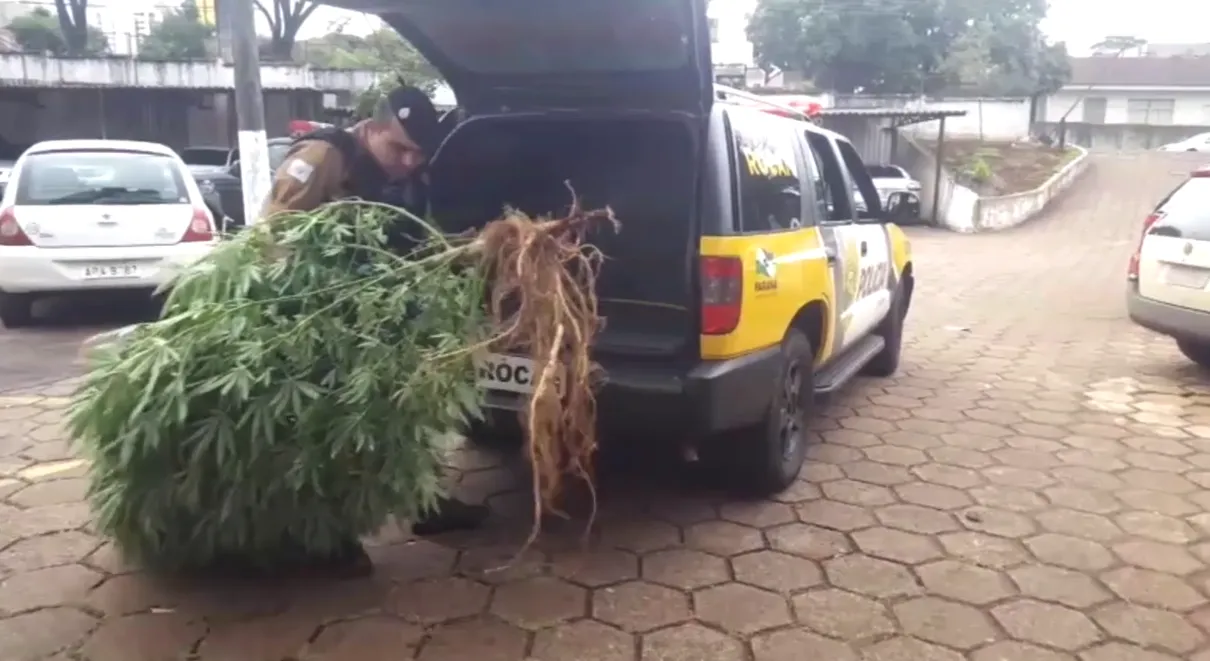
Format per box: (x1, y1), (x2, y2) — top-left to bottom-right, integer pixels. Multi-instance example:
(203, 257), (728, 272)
(263, 86), (488, 537)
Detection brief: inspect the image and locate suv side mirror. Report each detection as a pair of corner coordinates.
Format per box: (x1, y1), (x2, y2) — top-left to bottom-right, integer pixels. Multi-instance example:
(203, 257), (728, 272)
(228, 160), (240, 178)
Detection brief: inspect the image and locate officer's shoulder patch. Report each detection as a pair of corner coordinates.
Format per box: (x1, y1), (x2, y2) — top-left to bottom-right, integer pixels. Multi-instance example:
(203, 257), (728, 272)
(284, 158), (314, 183)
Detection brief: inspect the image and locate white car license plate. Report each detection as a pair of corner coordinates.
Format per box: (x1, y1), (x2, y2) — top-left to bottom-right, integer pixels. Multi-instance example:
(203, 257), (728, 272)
(82, 262), (139, 280)
(475, 353), (535, 395)
(1165, 264), (1210, 289)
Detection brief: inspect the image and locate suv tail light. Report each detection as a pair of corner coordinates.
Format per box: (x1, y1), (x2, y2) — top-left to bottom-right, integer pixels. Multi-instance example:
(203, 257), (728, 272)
(0, 207), (32, 246)
(1128, 212), (1162, 280)
(701, 256), (743, 335)
(181, 207), (215, 242)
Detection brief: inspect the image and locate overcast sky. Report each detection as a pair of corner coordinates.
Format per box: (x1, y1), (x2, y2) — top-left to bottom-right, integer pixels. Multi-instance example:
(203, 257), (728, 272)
(44, 0), (1210, 56)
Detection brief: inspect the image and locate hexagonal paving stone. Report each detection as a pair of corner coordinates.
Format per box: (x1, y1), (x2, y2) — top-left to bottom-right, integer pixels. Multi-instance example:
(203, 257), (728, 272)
(767, 523), (852, 560)
(1025, 534), (1115, 571)
(304, 615), (424, 660)
(824, 554), (921, 599)
(719, 500), (797, 528)
(0, 607), (96, 660)
(641, 549), (729, 590)
(1112, 539), (1204, 576)
(798, 500), (877, 532)
(960, 507), (1037, 538)
(916, 560), (1016, 605)
(1114, 511), (1198, 544)
(531, 620), (635, 661)
(731, 549), (823, 593)
(417, 617), (529, 661)
(858, 636), (966, 661)
(199, 611), (324, 661)
(752, 628), (858, 661)
(894, 482), (973, 511)
(939, 532), (1030, 570)
(641, 623), (744, 661)
(894, 597), (999, 650)
(1036, 509), (1123, 543)
(684, 521), (765, 557)
(991, 599), (1103, 651)
(1007, 564), (1112, 608)
(0, 563), (101, 614)
(593, 581), (691, 633)
(970, 640), (1076, 661)
(551, 548), (640, 588)
(1079, 641), (1186, 661)
(490, 576), (587, 629)
(0, 530), (100, 572)
(1092, 603), (1206, 655)
(875, 504), (960, 534)
(1043, 487), (1121, 515)
(852, 528), (944, 565)
(694, 583), (793, 635)
(388, 576), (492, 624)
(1100, 566), (1207, 611)
(792, 588), (895, 640)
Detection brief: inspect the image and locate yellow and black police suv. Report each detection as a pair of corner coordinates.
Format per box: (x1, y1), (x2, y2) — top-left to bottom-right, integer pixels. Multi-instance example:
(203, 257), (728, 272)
(353, 0), (914, 494)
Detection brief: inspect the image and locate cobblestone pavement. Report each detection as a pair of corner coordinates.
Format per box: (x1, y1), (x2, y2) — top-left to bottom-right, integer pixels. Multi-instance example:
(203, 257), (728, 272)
(4, 152), (1210, 660)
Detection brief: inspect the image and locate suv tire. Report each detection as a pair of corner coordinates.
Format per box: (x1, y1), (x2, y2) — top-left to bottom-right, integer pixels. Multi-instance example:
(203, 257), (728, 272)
(702, 329), (814, 496)
(1177, 339), (1210, 369)
(0, 294), (34, 329)
(864, 278), (909, 377)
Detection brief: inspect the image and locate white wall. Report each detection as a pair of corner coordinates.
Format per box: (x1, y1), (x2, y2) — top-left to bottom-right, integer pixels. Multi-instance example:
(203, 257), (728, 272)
(905, 99), (1034, 141)
(1045, 88), (1210, 126)
(708, 0), (756, 67)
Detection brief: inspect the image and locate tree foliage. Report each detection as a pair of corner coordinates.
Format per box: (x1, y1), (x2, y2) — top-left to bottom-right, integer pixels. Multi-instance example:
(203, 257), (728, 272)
(747, 0), (1070, 96)
(300, 28), (438, 84)
(138, 0), (214, 61)
(7, 5), (107, 56)
(1091, 35), (1147, 56)
(255, 0), (319, 61)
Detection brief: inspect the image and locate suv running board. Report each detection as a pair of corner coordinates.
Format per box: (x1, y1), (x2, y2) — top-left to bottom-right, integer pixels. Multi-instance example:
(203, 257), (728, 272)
(814, 334), (886, 402)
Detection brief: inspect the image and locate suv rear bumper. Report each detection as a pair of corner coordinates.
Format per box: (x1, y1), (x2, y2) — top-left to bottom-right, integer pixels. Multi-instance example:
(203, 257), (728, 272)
(484, 346), (783, 438)
(1128, 285), (1210, 344)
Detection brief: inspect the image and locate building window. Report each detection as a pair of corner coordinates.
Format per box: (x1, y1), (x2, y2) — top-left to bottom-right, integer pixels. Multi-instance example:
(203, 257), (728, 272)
(1082, 97), (1107, 124)
(1126, 98), (1175, 125)
(708, 17), (719, 43)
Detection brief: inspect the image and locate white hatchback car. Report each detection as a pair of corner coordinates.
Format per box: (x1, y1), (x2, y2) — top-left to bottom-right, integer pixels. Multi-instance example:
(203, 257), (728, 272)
(1158, 133), (1210, 153)
(1128, 165), (1210, 367)
(0, 140), (217, 328)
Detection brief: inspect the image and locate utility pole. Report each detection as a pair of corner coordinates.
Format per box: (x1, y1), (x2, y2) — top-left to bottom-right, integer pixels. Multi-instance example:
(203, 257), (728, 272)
(219, 0), (271, 224)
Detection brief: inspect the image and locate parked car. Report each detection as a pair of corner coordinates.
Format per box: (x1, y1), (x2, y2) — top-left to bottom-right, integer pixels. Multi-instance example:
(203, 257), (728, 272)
(178, 138), (294, 227)
(0, 139), (220, 328)
(1158, 133), (1210, 152)
(866, 164), (922, 221)
(1127, 164), (1210, 367)
(0, 161), (12, 198)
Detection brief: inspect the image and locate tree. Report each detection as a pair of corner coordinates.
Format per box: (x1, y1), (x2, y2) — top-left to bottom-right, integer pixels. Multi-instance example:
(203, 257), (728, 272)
(7, 6), (107, 56)
(748, 0), (1070, 96)
(299, 28), (439, 87)
(1091, 35), (1147, 57)
(255, 0), (319, 61)
(53, 0), (102, 55)
(139, 0), (214, 60)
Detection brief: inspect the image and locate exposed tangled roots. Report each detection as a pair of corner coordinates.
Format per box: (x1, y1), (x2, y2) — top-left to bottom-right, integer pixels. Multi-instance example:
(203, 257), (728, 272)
(473, 185), (619, 546)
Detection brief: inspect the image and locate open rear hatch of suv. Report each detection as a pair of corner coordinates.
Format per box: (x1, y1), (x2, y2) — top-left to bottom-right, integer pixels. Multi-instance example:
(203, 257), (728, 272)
(320, 0), (714, 361)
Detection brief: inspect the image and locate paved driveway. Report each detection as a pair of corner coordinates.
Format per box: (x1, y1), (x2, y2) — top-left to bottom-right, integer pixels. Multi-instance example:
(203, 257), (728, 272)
(4, 152), (1210, 660)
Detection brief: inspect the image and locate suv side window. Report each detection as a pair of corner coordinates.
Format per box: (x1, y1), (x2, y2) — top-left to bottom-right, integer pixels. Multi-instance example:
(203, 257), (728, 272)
(1152, 177), (1210, 241)
(804, 131), (852, 222)
(729, 111), (805, 232)
(836, 139), (883, 221)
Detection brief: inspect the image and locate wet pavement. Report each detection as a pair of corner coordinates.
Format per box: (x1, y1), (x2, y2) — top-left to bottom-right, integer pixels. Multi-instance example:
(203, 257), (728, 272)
(4, 152), (1210, 660)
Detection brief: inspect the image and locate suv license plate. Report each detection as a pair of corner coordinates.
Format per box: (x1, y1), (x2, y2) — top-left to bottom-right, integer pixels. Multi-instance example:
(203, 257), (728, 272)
(1165, 264), (1210, 289)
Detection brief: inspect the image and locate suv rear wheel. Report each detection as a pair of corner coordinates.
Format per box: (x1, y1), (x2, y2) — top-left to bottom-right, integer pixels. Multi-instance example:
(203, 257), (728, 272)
(1177, 339), (1210, 369)
(0, 293), (34, 329)
(864, 279), (909, 377)
(701, 329), (813, 496)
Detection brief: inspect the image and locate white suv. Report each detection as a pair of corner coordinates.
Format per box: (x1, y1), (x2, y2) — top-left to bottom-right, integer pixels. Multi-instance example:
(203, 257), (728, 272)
(1128, 166), (1210, 367)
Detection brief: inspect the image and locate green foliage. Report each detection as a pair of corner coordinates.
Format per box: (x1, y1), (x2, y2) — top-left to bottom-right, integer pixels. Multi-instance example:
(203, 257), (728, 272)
(747, 0), (1070, 96)
(300, 28), (442, 108)
(68, 204), (489, 571)
(964, 154), (994, 184)
(138, 0), (214, 61)
(7, 6), (108, 56)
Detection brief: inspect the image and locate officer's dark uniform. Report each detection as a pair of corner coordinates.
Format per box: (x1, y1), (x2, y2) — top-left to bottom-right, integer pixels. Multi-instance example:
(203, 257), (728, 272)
(262, 88), (488, 539)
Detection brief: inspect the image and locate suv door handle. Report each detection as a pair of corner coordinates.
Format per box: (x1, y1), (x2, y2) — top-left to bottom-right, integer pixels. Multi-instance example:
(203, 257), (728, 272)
(860, 241), (868, 256)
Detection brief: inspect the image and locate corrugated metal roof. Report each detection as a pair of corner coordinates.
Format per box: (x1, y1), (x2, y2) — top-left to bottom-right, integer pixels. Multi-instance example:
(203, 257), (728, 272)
(818, 108), (967, 119)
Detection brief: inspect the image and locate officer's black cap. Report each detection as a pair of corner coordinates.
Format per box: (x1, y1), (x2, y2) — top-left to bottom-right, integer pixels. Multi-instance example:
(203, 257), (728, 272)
(387, 85), (441, 155)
